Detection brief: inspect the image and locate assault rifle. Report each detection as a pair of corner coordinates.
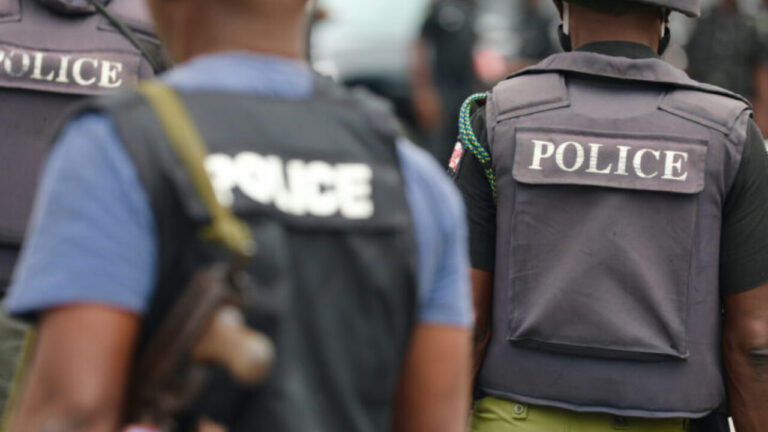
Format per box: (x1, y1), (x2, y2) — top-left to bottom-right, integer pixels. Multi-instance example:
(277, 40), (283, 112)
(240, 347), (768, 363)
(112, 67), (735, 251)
(123, 83), (275, 432)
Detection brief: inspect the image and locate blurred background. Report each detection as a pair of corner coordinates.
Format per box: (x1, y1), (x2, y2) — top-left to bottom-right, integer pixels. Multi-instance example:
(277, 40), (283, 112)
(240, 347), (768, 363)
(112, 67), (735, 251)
(310, 0), (768, 165)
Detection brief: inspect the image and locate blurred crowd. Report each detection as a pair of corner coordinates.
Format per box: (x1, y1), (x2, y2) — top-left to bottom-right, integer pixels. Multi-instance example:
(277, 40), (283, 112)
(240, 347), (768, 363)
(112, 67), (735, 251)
(312, 0), (768, 165)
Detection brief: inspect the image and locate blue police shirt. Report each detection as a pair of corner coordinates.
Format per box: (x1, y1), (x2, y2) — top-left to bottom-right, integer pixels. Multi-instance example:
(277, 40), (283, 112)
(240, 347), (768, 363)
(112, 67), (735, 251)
(5, 52), (473, 328)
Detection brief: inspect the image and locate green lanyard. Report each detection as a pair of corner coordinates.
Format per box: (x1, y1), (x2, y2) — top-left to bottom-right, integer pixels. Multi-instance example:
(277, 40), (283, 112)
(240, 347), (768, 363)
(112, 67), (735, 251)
(458, 93), (497, 203)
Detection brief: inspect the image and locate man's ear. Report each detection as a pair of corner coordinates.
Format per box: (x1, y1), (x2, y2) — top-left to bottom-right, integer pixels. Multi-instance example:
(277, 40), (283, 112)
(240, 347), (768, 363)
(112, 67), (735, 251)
(553, 0), (564, 19)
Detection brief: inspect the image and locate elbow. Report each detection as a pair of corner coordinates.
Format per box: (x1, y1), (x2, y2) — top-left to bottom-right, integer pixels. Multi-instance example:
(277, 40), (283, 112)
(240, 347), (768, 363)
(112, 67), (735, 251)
(473, 320), (490, 346)
(17, 386), (122, 431)
(62, 386), (122, 429)
(724, 317), (768, 368)
(746, 348), (768, 371)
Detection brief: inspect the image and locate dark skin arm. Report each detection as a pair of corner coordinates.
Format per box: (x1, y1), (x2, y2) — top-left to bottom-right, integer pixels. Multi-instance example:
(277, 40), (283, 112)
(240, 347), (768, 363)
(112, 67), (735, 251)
(723, 282), (768, 432)
(391, 324), (472, 432)
(471, 269), (493, 380)
(752, 62), (768, 137)
(9, 306), (139, 432)
(410, 39), (443, 133)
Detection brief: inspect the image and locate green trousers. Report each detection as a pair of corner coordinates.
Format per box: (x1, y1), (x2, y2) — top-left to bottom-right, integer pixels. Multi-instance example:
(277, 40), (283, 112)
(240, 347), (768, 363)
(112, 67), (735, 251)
(471, 397), (690, 432)
(0, 311), (34, 431)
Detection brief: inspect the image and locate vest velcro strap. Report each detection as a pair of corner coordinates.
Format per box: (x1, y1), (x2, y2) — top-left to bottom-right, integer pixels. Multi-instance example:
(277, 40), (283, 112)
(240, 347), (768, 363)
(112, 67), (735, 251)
(659, 89), (751, 135)
(493, 73), (569, 120)
(0, 0), (19, 18)
(85, 0), (167, 74)
(137, 81), (255, 257)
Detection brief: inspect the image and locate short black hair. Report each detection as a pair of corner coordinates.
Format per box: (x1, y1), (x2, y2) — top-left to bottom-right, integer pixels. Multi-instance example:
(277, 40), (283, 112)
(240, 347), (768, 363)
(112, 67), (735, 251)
(564, 0), (658, 15)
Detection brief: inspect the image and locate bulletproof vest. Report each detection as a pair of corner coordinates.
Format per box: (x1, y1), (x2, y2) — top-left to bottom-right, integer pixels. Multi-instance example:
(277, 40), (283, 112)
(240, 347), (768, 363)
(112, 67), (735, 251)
(0, 0), (162, 285)
(479, 51), (751, 418)
(87, 77), (417, 432)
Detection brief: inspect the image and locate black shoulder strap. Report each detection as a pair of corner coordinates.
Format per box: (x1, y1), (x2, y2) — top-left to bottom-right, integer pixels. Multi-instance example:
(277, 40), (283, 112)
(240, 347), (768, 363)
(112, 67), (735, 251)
(85, 0), (168, 74)
(313, 74), (404, 147)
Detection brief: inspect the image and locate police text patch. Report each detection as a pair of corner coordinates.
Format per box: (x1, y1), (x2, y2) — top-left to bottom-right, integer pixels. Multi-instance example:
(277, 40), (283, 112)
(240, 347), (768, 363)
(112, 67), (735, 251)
(206, 151), (375, 220)
(0, 40), (141, 95)
(513, 128), (708, 194)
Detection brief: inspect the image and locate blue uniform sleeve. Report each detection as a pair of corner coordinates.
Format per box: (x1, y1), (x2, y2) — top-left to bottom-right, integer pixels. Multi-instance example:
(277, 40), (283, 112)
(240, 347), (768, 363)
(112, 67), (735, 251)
(397, 139), (474, 328)
(4, 114), (157, 317)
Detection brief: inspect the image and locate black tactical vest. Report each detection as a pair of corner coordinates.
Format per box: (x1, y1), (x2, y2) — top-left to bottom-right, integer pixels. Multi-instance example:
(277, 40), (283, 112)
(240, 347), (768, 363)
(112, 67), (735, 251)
(480, 51), (751, 418)
(0, 0), (162, 285)
(86, 78), (417, 432)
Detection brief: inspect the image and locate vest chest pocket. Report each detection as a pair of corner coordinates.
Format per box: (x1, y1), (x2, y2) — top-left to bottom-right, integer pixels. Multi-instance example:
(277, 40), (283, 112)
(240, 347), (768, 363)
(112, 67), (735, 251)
(506, 128), (708, 361)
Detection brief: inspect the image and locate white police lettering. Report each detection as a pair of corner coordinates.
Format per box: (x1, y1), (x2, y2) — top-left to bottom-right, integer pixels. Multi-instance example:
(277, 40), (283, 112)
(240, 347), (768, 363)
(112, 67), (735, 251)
(662, 151), (689, 181)
(72, 57), (98, 86)
(527, 139), (689, 182)
(615, 145), (631, 176)
(99, 61), (124, 88)
(3, 50), (29, 77)
(529, 140), (555, 170)
(515, 130), (707, 194)
(206, 152), (375, 220)
(0, 48), (123, 87)
(555, 141), (585, 172)
(586, 143), (613, 174)
(0, 42), (138, 95)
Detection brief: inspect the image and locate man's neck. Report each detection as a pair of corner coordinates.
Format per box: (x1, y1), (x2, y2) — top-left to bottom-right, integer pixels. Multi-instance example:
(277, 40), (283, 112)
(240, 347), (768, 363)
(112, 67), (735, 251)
(174, 15), (306, 63)
(719, 2), (738, 13)
(568, 5), (660, 51)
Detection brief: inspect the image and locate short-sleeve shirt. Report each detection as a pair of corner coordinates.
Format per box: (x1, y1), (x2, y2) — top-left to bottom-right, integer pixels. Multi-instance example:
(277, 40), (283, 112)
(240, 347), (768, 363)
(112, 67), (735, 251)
(5, 52), (474, 328)
(454, 42), (768, 296)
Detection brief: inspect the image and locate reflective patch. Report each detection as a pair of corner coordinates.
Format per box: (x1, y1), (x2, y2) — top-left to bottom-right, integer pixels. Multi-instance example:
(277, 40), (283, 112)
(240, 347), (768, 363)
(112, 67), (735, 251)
(514, 128), (708, 194)
(448, 141), (465, 175)
(0, 40), (141, 95)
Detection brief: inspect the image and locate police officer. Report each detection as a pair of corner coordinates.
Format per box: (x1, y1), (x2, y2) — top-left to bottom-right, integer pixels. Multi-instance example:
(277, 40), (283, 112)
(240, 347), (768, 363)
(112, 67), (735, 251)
(451, 0), (768, 431)
(0, 0), (164, 421)
(0, 0), (164, 290)
(4, 0), (474, 431)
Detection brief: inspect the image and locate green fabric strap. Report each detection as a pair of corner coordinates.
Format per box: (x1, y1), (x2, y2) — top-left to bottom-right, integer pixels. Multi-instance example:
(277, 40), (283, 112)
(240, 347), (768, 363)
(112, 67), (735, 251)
(137, 82), (255, 257)
(0, 317), (35, 432)
(458, 93), (497, 203)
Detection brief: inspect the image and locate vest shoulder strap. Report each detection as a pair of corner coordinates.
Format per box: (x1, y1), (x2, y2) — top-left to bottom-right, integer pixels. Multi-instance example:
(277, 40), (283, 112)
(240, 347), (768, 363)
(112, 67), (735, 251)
(86, 0), (168, 74)
(314, 75), (404, 144)
(513, 52), (752, 110)
(136, 82), (254, 257)
(659, 88), (752, 136)
(68, 89), (210, 263)
(491, 72), (570, 120)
